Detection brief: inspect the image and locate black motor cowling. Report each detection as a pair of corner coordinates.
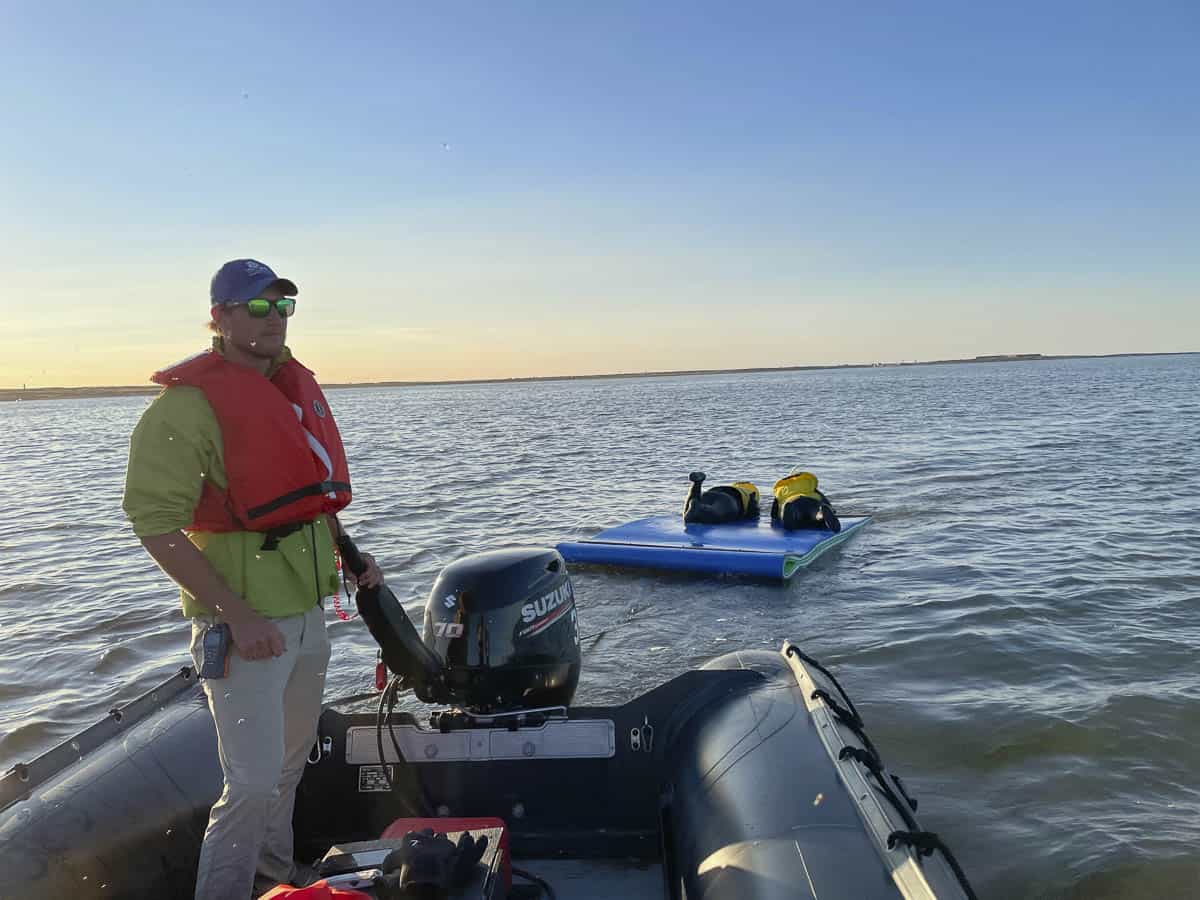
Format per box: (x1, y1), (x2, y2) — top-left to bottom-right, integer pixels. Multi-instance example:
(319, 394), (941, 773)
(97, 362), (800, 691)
(423, 547), (581, 714)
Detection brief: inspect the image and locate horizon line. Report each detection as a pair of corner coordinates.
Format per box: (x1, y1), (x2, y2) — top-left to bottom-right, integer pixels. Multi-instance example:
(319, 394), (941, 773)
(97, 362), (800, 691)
(2, 350), (1196, 403)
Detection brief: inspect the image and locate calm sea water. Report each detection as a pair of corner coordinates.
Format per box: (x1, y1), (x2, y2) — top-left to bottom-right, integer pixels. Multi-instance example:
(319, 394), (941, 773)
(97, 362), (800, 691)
(1, 355), (1198, 898)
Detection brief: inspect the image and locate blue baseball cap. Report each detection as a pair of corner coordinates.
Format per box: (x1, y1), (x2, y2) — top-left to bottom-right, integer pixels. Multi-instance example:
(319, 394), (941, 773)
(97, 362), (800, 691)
(209, 259), (299, 305)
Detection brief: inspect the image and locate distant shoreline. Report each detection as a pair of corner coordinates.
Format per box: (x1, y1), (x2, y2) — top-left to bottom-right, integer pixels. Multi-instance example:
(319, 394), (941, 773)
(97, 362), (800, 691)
(2, 350), (1195, 403)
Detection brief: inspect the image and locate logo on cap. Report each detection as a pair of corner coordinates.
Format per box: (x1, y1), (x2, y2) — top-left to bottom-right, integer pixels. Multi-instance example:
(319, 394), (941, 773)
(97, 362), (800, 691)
(244, 260), (271, 277)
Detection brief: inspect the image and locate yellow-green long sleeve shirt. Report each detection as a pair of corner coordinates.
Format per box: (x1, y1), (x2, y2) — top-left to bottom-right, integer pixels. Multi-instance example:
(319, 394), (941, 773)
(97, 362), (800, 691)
(123, 380), (340, 619)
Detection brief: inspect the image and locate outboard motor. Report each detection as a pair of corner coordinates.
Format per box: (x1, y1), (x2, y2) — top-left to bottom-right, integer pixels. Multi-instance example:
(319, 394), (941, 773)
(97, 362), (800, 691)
(424, 548), (581, 713)
(341, 535), (581, 713)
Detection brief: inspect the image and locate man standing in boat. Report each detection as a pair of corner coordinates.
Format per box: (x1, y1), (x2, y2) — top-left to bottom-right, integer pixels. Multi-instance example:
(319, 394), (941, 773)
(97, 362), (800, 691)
(122, 259), (383, 899)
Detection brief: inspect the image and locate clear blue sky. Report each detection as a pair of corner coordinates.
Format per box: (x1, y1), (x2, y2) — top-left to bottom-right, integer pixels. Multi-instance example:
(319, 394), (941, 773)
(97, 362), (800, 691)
(1, 1), (1196, 386)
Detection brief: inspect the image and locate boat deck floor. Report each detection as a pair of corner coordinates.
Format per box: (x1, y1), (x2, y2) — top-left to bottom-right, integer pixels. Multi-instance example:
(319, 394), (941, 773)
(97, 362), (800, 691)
(516, 858), (663, 899)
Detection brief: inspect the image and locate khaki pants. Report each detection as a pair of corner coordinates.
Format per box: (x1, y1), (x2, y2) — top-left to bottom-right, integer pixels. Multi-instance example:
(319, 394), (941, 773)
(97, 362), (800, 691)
(189, 604), (330, 900)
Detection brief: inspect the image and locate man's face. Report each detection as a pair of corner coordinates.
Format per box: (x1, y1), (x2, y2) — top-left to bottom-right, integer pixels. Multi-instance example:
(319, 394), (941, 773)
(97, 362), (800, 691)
(214, 284), (290, 361)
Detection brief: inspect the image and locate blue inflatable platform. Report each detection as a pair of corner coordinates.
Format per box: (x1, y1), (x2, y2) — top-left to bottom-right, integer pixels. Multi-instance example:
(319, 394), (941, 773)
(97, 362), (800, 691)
(557, 515), (870, 580)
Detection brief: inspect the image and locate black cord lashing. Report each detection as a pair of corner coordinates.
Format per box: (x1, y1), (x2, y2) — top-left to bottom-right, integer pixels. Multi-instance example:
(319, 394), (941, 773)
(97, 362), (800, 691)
(890, 773), (918, 813)
(838, 746), (920, 831)
(791, 645), (975, 899)
(786, 645), (865, 726)
(887, 831), (979, 900)
(811, 688), (881, 762)
(837, 746), (918, 813)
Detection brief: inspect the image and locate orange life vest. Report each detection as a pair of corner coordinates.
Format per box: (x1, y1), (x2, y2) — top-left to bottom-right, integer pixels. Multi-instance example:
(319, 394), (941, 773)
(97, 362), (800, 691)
(152, 351), (351, 532)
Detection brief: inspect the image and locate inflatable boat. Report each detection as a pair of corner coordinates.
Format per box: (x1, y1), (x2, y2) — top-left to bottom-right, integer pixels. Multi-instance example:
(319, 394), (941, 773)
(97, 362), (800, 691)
(0, 546), (975, 899)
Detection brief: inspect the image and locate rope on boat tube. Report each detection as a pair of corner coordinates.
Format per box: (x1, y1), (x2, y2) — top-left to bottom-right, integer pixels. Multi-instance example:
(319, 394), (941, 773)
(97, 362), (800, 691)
(887, 831), (979, 900)
(838, 746), (920, 830)
(787, 645), (979, 900)
(785, 644), (865, 725)
(810, 688), (881, 763)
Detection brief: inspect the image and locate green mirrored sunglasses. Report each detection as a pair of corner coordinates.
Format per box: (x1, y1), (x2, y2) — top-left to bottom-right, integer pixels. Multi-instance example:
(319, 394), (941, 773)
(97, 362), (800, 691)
(240, 297), (296, 318)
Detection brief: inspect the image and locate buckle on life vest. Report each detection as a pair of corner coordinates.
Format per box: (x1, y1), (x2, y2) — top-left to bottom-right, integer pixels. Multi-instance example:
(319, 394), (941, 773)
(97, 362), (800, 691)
(260, 521), (306, 551)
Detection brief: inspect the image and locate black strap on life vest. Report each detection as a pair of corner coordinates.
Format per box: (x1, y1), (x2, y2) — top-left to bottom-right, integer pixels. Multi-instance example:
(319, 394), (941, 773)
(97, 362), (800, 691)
(246, 480), (351, 523)
(259, 522), (306, 551)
